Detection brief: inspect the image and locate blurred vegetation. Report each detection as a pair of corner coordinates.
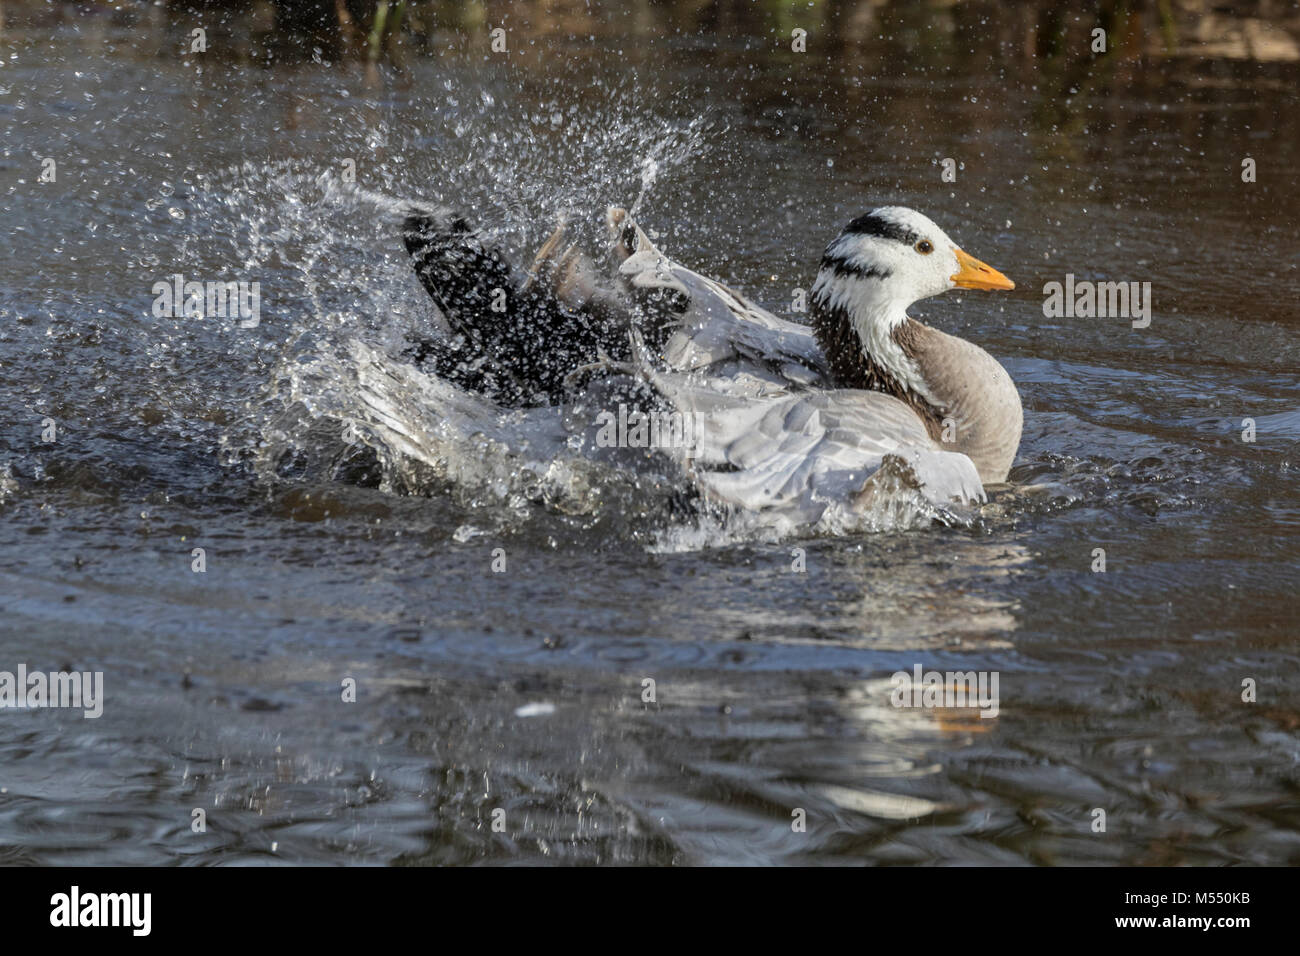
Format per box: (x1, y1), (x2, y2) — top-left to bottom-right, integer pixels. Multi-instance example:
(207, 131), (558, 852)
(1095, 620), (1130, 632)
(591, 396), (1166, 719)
(0, 0), (1297, 66)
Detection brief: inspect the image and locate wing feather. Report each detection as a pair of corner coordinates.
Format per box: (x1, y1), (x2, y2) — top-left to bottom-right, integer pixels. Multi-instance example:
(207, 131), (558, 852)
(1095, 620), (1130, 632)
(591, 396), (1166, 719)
(643, 369), (985, 521)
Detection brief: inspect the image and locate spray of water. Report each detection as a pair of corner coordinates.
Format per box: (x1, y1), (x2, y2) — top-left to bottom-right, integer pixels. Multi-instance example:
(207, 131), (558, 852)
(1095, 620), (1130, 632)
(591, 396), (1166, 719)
(155, 76), (969, 549)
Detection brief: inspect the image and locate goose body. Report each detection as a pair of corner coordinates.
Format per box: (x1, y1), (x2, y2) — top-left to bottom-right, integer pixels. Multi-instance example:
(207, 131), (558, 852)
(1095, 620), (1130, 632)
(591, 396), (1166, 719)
(401, 204), (1021, 528)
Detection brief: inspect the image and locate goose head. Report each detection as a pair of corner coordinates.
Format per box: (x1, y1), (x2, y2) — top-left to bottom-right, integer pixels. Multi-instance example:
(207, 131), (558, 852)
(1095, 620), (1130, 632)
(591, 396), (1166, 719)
(811, 206), (1013, 319)
(810, 206), (1021, 483)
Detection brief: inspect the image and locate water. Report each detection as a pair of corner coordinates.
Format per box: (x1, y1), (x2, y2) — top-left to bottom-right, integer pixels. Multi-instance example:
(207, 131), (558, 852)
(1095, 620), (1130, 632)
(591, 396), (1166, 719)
(2, 9), (1299, 865)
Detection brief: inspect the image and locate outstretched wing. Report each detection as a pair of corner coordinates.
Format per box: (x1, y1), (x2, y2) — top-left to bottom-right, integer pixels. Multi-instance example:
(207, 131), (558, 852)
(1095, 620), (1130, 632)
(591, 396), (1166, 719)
(608, 208), (829, 389)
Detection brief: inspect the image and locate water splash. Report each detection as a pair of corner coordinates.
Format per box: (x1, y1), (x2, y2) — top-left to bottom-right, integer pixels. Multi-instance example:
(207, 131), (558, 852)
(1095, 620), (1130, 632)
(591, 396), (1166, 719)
(150, 84), (1067, 549)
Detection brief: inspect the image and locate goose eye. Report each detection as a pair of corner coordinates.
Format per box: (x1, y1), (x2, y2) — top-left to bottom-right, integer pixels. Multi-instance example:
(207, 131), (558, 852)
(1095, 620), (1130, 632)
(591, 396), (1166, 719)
(915, 240), (934, 255)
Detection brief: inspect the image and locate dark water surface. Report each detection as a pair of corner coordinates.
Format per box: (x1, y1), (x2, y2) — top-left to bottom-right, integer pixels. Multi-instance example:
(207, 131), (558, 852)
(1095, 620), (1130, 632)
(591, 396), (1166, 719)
(2, 12), (1299, 864)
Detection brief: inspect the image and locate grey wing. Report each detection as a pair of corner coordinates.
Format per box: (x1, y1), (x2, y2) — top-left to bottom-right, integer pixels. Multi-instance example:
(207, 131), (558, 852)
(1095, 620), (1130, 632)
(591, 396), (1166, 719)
(610, 216), (829, 388)
(662, 265), (829, 386)
(646, 371), (986, 517)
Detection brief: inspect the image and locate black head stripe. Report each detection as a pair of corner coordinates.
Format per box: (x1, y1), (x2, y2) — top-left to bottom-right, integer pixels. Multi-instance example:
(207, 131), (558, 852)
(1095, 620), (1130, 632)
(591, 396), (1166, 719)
(820, 254), (892, 283)
(842, 213), (921, 247)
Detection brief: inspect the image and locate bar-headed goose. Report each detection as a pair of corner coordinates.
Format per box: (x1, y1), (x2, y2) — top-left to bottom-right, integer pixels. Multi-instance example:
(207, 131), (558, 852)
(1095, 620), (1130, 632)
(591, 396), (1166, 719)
(402, 204), (1020, 527)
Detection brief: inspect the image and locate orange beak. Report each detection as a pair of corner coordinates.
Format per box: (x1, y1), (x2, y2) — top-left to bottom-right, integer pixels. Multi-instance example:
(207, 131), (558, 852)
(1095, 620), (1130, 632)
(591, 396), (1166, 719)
(951, 247), (1015, 291)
